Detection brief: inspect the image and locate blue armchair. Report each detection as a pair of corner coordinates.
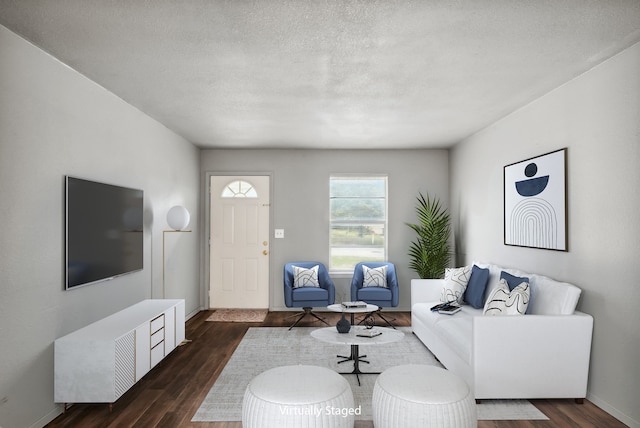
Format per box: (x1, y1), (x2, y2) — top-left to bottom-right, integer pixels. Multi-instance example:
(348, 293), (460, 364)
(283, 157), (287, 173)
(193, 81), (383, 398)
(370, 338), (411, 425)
(284, 262), (335, 330)
(350, 262), (399, 328)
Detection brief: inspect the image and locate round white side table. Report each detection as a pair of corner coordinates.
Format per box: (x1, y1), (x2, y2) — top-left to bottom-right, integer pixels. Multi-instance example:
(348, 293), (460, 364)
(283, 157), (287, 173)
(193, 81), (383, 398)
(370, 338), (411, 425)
(327, 303), (379, 325)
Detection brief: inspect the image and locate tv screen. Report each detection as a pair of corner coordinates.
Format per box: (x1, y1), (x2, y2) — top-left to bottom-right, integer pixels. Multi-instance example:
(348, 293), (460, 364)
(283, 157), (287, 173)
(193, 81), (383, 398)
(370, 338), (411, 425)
(65, 176), (144, 289)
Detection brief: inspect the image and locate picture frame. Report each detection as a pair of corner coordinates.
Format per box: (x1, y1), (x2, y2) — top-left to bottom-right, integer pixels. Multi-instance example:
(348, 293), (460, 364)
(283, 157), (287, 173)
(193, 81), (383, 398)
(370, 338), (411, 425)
(504, 148), (567, 251)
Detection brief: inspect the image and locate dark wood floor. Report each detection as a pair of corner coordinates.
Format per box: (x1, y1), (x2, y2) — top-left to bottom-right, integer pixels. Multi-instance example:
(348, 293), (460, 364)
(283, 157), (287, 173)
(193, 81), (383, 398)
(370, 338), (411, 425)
(47, 310), (625, 428)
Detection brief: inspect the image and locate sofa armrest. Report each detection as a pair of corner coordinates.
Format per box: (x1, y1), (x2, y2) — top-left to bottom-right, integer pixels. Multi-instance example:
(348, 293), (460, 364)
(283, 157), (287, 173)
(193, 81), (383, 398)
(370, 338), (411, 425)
(472, 311), (594, 399)
(411, 279), (444, 306)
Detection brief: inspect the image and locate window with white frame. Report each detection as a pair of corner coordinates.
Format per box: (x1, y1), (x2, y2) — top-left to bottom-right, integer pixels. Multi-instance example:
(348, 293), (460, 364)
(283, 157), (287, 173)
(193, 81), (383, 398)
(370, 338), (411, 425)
(329, 176), (387, 272)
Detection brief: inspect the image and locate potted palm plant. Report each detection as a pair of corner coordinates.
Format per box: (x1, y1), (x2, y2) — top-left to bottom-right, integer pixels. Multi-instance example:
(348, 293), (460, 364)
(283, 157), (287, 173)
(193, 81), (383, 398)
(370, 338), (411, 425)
(406, 193), (451, 279)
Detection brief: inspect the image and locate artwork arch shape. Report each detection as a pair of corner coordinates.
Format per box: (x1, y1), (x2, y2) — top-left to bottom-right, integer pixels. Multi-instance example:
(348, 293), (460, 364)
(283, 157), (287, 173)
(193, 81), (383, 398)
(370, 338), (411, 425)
(509, 198), (557, 249)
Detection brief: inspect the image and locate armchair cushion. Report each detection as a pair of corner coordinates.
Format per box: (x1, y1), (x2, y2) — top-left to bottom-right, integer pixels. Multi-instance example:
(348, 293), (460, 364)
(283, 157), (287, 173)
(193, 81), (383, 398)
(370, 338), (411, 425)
(357, 286), (393, 302)
(363, 265), (388, 288)
(292, 286), (329, 303)
(292, 264), (320, 288)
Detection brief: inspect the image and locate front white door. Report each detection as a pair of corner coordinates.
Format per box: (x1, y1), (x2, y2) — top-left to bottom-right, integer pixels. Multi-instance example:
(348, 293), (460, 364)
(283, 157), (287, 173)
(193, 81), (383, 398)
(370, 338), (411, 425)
(209, 176), (270, 309)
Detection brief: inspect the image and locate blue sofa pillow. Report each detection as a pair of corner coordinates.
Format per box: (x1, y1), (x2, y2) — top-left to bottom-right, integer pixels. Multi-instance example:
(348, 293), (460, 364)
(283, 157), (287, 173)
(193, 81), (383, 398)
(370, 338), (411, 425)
(463, 265), (490, 309)
(500, 271), (530, 291)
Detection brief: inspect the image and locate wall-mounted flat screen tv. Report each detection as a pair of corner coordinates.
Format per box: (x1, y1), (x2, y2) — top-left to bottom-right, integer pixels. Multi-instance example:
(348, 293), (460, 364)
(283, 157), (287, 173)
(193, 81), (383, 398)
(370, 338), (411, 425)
(65, 176), (144, 289)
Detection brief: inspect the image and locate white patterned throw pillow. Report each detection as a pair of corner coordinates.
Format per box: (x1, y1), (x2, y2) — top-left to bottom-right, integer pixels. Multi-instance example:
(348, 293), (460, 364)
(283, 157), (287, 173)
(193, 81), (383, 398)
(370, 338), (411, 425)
(441, 265), (472, 303)
(292, 265), (320, 288)
(363, 265), (388, 288)
(483, 278), (530, 315)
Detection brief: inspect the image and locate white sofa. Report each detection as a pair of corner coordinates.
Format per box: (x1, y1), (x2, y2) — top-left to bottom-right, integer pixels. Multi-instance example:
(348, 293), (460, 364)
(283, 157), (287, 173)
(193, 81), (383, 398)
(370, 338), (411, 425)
(411, 262), (593, 401)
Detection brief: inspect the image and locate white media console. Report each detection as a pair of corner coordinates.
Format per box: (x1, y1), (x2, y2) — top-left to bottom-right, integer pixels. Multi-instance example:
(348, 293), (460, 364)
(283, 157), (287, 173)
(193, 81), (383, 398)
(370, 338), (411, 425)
(54, 299), (185, 408)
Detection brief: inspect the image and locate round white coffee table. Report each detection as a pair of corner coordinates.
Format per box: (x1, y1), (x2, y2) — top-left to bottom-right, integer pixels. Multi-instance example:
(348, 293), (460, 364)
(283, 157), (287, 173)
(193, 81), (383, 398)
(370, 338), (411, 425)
(311, 326), (404, 386)
(327, 303), (378, 324)
(326, 303), (380, 366)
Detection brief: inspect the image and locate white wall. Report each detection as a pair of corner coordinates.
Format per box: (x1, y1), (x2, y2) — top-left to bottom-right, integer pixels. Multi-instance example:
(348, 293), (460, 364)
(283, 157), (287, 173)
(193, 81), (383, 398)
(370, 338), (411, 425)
(200, 148), (449, 311)
(0, 26), (200, 428)
(450, 42), (640, 427)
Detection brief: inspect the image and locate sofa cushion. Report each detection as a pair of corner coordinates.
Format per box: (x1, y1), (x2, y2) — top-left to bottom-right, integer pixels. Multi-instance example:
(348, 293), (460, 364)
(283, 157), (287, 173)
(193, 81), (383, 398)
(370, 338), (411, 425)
(472, 262), (581, 315)
(483, 278), (530, 315)
(433, 314), (473, 364)
(292, 265), (320, 288)
(411, 302), (475, 364)
(363, 265), (388, 288)
(441, 266), (471, 303)
(463, 265), (490, 309)
(528, 274), (581, 315)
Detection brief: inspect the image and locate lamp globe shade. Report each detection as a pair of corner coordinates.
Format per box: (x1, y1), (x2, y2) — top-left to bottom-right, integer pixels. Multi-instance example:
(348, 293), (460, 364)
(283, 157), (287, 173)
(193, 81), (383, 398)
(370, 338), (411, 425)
(167, 205), (190, 230)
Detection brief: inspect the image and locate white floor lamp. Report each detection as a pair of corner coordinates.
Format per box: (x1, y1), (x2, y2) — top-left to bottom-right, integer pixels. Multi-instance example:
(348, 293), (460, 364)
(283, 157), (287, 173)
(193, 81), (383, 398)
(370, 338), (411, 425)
(163, 205), (192, 299)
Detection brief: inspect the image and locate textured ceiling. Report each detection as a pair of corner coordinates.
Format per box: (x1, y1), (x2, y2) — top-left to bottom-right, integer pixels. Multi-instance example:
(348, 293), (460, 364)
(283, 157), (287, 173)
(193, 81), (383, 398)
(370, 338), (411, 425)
(1, 1), (639, 149)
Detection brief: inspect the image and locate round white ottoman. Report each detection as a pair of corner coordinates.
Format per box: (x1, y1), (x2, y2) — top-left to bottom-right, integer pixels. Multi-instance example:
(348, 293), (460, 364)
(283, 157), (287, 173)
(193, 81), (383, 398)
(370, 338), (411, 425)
(242, 365), (355, 428)
(372, 364), (476, 428)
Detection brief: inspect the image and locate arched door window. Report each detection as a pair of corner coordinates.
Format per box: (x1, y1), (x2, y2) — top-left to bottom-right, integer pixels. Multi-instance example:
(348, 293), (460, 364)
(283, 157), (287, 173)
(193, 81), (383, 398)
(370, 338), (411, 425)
(221, 180), (258, 198)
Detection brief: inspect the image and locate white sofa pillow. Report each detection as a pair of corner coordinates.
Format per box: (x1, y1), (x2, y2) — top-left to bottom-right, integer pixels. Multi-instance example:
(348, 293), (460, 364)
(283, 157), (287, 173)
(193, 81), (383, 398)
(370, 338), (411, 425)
(292, 265), (320, 288)
(363, 265), (388, 288)
(441, 265), (471, 303)
(483, 278), (530, 315)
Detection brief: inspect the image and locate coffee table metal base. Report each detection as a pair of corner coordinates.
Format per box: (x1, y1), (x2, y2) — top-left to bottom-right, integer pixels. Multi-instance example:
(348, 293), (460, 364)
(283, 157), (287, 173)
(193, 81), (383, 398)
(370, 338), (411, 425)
(339, 344), (380, 386)
(310, 326), (404, 387)
(337, 345), (368, 366)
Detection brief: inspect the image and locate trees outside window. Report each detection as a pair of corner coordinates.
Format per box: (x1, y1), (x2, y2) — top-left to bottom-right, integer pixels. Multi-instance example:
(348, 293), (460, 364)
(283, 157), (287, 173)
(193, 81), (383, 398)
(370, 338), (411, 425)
(329, 176), (387, 272)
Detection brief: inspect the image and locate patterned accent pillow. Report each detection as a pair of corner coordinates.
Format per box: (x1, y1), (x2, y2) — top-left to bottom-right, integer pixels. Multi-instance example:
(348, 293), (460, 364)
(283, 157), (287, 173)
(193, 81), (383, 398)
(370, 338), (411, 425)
(441, 265), (472, 303)
(292, 265), (320, 288)
(363, 265), (388, 288)
(483, 278), (530, 316)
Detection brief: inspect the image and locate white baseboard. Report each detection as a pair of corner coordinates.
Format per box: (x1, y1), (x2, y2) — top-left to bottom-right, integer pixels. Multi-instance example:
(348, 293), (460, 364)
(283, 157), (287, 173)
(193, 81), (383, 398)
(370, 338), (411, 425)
(29, 404), (63, 428)
(267, 306), (406, 312)
(588, 392), (639, 428)
(186, 307), (201, 320)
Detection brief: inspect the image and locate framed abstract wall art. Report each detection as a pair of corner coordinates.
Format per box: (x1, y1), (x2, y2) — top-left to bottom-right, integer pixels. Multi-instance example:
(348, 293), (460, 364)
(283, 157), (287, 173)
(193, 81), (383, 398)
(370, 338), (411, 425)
(504, 148), (567, 251)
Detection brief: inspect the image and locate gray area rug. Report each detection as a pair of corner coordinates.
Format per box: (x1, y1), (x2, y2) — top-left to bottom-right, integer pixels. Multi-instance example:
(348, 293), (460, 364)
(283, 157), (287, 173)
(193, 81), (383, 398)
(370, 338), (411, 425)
(192, 327), (548, 422)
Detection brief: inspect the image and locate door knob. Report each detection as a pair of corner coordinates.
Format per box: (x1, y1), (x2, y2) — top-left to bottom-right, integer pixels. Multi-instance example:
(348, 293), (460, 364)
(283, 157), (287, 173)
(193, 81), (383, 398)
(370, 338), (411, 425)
(263, 250), (268, 255)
